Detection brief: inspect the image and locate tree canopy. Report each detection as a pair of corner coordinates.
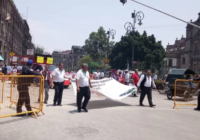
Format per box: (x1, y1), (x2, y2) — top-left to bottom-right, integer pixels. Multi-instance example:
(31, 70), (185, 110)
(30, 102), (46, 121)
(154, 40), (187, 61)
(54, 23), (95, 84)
(35, 45), (44, 54)
(78, 55), (108, 70)
(109, 31), (166, 71)
(84, 27), (115, 64)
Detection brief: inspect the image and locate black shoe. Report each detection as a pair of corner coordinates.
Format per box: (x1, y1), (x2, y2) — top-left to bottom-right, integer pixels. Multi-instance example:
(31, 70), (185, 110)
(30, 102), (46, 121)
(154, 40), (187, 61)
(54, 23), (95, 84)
(57, 104), (62, 106)
(53, 103), (56, 106)
(194, 108), (200, 111)
(16, 114), (26, 117)
(28, 112), (37, 116)
(28, 113), (33, 116)
(134, 94), (138, 97)
(150, 104), (156, 107)
(82, 107), (88, 112)
(44, 101), (47, 104)
(78, 109), (81, 113)
(140, 104), (144, 106)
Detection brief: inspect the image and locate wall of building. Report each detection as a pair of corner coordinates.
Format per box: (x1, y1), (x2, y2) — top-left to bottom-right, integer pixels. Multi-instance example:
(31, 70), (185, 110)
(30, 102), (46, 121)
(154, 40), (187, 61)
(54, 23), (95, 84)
(0, 0), (34, 65)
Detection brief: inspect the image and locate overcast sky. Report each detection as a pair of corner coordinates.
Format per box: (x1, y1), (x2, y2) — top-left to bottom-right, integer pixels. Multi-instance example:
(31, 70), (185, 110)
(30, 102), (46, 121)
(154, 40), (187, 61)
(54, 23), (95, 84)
(13, 0), (200, 53)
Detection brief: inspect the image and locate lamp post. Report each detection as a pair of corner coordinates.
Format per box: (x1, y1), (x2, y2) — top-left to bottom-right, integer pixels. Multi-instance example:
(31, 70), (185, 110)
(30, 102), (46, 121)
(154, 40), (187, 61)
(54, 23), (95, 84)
(124, 10), (144, 70)
(106, 29), (116, 59)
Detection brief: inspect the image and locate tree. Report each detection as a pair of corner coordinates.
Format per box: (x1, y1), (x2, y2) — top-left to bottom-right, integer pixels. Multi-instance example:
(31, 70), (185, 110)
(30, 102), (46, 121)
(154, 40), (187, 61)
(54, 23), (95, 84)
(78, 55), (93, 66)
(109, 31), (166, 71)
(84, 27), (115, 64)
(78, 55), (107, 71)
(35, 45), (44, 54)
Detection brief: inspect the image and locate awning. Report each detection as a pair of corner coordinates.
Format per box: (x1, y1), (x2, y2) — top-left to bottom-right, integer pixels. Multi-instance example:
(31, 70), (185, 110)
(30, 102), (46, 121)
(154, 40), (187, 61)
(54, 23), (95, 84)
(0, 55), (4, 61)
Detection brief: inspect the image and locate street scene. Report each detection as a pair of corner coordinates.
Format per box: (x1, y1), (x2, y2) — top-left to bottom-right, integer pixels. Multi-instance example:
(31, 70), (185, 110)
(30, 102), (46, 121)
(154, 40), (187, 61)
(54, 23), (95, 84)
(0, 0), (200, 140)
(0, 87), (200, 140)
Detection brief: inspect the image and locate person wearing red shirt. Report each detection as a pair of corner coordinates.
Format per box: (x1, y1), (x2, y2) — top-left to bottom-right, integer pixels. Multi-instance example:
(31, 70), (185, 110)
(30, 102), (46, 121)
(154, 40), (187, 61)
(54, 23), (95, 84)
(132, 69), (140, 97)
(132, 69), (139, 85)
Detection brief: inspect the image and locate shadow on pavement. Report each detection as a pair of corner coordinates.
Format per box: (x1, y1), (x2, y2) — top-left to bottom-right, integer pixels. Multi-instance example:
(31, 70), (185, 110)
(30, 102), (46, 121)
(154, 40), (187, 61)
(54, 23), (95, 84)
(69, 110), (80, 114)
(133, 105), (151, 107)
(0, 117), (32, 125)
(164, 98), (197, 102)
(67, 99), (132, 110)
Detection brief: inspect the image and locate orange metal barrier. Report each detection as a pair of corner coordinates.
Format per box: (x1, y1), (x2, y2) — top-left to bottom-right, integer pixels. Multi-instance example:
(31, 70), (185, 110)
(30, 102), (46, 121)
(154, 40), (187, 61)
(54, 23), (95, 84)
(173, 79), (199, 110)
(0, 75), (44, 119)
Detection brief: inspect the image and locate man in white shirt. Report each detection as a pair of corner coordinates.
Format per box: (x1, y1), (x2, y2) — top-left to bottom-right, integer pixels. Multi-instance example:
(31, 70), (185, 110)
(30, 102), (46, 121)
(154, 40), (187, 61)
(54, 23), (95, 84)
(11, 64), (18, 87)
(153, 73), (157, 81)
(51, 63), (66, 106)
(96, 70), (100, 80)
(11, 64), (18, 75)
(76, 63), (92, 113)
(124, 70), (130, 85)
(137, 70), (156, 107)
(100, 71), (104, 79)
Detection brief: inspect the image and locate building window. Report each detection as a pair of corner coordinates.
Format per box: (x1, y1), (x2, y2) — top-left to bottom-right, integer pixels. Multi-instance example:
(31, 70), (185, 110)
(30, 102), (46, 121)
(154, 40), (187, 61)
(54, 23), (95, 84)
(169, 59), (172, 67)
(182, 57), (185, 64)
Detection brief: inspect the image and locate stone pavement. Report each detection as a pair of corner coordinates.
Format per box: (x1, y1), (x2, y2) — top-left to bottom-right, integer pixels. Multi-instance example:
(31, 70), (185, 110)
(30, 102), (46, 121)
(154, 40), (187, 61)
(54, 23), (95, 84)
(0, 86), (200, 140)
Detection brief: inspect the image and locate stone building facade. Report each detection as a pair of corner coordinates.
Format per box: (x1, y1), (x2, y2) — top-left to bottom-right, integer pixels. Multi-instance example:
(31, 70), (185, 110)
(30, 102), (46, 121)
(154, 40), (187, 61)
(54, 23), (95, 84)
(186, 13), (200, 73)
(165, 36), (186, 69)
(52, 46), (86, 71)
(165, 13), (200, 74)
(0, 0), (34, 64)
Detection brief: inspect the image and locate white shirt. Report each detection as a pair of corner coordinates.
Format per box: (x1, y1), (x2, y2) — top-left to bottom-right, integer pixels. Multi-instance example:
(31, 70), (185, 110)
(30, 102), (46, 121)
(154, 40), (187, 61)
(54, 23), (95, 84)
(154, 74), (157, 80)
(137, 75), (156, 88)
(45, 71), (48, 80)
(52, 68), (65, 82)
(100, 72), (104, 78)
(125, 73), (130, 82)
(12, 68), (18, 75)
(76, 69), (90, 87)
(96, 72), (100, 79)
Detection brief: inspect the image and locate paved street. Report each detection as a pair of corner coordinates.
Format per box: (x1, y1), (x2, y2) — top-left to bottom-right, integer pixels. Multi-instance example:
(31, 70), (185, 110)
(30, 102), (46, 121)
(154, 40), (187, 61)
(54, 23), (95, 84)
(0, 86), (200, 140)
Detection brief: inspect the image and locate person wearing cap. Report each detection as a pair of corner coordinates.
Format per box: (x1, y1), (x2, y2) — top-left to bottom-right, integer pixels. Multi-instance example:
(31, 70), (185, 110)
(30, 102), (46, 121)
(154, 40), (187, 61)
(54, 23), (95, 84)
(16, 60), (41, 116)
(75, 63), (92, 112)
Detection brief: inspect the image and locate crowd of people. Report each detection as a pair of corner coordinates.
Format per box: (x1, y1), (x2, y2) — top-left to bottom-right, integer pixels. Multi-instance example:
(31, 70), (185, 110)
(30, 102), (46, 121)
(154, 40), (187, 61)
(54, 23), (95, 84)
(3, 60), (200, 116)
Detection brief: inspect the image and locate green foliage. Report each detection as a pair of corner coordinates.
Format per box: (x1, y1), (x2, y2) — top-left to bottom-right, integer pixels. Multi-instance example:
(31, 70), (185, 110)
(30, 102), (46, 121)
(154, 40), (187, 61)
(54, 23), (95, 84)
(78, 55), (108, 71)
(109, 31), (166, 71)
(84, 27), (114, 63)
(79, 55), (93, 66)
(154, 80), (164, 87)
(35, 45), (44, 54)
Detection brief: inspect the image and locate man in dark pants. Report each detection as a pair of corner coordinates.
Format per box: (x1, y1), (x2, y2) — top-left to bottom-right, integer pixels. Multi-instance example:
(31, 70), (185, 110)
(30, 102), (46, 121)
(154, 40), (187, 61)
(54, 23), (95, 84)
(137, 70), (156, 107)
(42, 64), (51, 104)
(76, 63), (92, 113)
(17, 60), (41, 116)
(194, 78), (200, 111)
(51, 63), (67, 106)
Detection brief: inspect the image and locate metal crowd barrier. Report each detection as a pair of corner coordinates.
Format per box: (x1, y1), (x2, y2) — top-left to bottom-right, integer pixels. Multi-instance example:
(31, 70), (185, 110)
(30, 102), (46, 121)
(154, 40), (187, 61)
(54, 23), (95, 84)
(173, 79), (199, 110)
(0, 75), (44, 119)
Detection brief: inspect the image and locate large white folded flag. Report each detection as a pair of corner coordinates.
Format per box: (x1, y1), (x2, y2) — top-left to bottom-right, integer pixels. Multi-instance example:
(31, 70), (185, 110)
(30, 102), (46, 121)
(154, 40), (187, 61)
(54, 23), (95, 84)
(71, 78), (137, 100)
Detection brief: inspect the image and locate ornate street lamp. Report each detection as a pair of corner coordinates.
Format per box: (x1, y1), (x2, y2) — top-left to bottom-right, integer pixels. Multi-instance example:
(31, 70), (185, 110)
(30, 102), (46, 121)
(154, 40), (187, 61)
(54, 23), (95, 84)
(107, 29), (116, 40)
(106, 29), (116, 60)
(124, 10), (144, 70)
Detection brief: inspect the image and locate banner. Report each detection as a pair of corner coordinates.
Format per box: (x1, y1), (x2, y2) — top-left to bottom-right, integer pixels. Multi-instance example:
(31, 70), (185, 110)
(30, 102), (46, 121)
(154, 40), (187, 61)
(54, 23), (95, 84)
(37, 56), (44, 63)
(71, 78), (137, 100)
(47, 57), (53, 64)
